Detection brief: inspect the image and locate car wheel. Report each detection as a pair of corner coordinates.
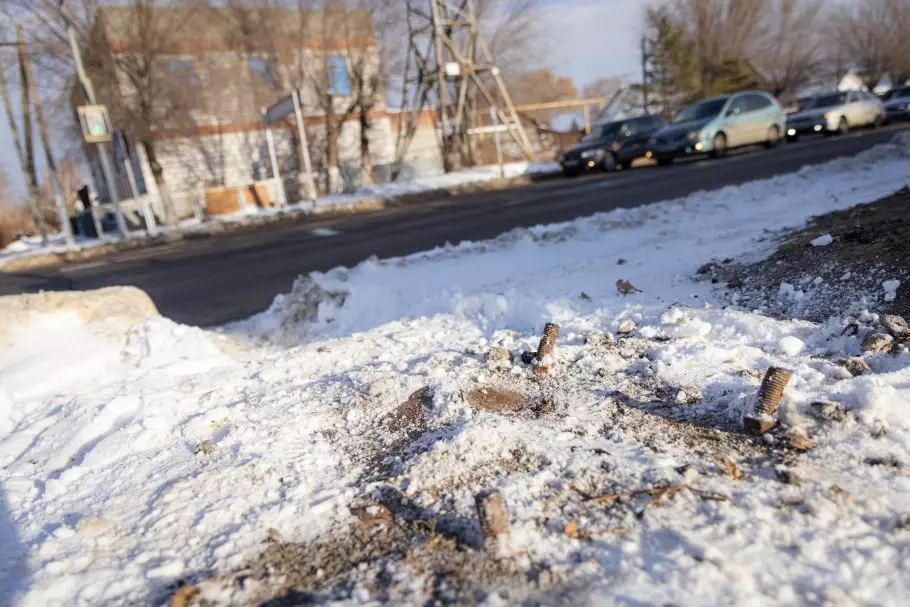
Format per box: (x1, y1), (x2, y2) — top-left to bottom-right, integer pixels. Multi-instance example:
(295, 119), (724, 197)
(711, 132), (727, 159)
(562, 168), (580, 178)
(837, 117), (849, 135)
(764, 125), (781, 149)
(620, 160), (634, 171)
(786, 134), (799, 143)
(656, 157), (673, 167)
(602, 153), (617, 173)
(872, 113), (884, 129)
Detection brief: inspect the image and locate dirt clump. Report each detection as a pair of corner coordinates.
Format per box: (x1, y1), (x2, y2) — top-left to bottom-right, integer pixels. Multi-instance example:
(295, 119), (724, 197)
(713, 187), (910, 321)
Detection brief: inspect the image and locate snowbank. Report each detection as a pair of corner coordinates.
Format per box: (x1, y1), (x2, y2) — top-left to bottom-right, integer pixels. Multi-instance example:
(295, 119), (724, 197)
(2, 137), (910, 605)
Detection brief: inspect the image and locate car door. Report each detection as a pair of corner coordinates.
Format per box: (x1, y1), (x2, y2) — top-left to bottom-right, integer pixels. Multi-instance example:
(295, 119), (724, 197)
(722, 95), (750, 147)
(844, 91), (866, 126)
(617, 118), (649, 162)
(744, 94), (773, 143)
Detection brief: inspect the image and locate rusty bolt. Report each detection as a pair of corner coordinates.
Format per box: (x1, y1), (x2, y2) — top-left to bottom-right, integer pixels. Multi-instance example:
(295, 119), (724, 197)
(535, 322), (560, 376)
(755, 366), (791, 417)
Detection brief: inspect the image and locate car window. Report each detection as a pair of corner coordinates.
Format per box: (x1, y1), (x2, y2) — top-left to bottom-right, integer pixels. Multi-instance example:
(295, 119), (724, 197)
(813, 92), (849, 108)
(746, 94), (772, 112)
(884, 86), (910, 100)
(726, 96), (748, 115)
(581, 122), (621, 142)
(673, 97), (729, 123)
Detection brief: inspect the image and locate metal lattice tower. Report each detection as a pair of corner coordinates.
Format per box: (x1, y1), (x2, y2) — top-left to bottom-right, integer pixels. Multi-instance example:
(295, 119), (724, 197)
(394, 0), (535, 173)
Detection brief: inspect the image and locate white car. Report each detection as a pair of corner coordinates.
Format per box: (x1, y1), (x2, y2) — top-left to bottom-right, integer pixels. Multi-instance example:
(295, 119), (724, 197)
(785, 90), (885, 140)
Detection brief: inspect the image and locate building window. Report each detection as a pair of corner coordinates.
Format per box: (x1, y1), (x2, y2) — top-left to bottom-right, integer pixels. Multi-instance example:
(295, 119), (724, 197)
(166, 58), (199, 87)
(250, 56), (279, 89)
(325, 55), (350, 96)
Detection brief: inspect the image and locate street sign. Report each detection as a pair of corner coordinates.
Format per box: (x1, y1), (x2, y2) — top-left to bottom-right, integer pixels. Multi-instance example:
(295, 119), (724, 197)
(77, 105), (113, 143)
(263, 94), (295, 126)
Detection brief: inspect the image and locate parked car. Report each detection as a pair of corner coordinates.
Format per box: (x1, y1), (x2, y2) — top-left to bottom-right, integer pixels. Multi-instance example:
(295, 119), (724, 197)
(647, 90), (786, 165)
(557, 115), (666, 176)
(785, 89), (885, 140)
(881, 85), (910, 123)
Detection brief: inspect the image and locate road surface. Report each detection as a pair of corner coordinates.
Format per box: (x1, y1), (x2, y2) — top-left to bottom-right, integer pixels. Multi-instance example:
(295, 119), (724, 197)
(2, 124), (908, 326)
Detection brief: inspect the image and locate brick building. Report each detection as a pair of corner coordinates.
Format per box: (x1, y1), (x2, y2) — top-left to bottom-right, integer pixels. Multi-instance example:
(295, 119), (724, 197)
(77, 5), (406, 218)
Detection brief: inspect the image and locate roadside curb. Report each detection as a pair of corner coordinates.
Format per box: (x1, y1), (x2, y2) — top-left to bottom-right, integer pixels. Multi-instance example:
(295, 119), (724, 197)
(0, 171), (555, 272)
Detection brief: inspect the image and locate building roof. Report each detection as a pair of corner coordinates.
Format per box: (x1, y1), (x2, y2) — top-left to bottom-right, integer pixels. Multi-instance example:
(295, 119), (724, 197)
(95, 5), (375, 53)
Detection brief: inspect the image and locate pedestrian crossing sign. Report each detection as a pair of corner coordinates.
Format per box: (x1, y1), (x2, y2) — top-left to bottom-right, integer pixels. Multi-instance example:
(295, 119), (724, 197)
(77, 105), (112, 143)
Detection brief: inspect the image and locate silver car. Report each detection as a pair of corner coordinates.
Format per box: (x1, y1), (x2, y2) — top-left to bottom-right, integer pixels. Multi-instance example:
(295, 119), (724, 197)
(785, 90), (885, 141)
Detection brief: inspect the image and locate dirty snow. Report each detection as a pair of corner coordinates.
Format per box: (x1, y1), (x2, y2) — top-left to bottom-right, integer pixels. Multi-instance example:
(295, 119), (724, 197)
(2, 136), (910, 605)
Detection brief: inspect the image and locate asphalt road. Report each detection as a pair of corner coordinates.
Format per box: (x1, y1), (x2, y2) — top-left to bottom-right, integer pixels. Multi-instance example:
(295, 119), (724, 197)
(3, 124), (909, 327)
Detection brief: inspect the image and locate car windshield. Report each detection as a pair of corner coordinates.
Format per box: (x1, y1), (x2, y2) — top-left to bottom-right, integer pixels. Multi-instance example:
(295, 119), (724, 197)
(673, 98), (728, 124)
(581, 122), (621, 142)
(883, 86), (910, 101)
(811, 92), (849, 108)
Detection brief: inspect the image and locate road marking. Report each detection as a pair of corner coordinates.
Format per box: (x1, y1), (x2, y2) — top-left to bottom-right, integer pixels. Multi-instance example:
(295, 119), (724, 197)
(310, 227), (341, 237)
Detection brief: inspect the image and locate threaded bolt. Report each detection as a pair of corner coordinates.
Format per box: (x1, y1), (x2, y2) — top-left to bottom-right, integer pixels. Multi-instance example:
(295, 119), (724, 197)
(475, 489), (509, 554)
(755, 366), (791, 417)
(535, 322), (560, 376)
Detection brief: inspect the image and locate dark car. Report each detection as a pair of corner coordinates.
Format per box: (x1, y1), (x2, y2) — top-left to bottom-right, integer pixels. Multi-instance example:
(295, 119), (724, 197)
(557, 115), (665, 176)
(882, 85), (910, 123)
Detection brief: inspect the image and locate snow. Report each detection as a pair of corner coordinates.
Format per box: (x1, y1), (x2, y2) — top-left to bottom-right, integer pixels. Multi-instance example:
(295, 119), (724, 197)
(884, 280), (901, 302)
(810, 233), (834, 247)
(2, 135), (910, 605)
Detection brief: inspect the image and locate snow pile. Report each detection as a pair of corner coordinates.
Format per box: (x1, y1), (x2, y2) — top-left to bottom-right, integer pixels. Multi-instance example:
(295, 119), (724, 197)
(810, 233), (833, 247)
(3, 140), (910, 605)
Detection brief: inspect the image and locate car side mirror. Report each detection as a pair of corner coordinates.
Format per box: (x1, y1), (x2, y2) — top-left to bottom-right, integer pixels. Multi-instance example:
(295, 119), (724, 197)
(725, 108), (738, 117)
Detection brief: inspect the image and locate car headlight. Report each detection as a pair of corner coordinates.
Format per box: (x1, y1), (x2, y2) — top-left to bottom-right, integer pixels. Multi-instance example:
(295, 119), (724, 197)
(687, 130), (700, 141)
(581, 149), (600, 159)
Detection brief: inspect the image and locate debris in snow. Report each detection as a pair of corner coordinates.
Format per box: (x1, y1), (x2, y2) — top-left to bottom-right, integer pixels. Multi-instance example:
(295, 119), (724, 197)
(787, 428), (815, 451)
(475, 490), (510, 554)
(466, 387), (528, 412)
(534, 322), (560, 376)
(584, 331), (614, 346)
(616, 320), (636, 335)
(861, 332), (894, 353)
(778, 335), (806, 356)
(810, 234), (834, 247)
(352, 502), (393, 528)
(616, 258), (627, 265)
(810, 401), (847, 422)
(168, 585), (199, 607)
(717, 456), (742, 480)
(838, 357), (870, 376)
(484, 347), (513, 364)
(579, 291), (592, 301)
(675, 388), (702, 404)
(616, 279), (642, 295)
(840, 271), (852, 281)
(882, 314), (910, 340)
(744, 366), (791, 434)
(194, 440), (216, 456)
(775, 467), (802, 486)
(385, 387), (430, 434)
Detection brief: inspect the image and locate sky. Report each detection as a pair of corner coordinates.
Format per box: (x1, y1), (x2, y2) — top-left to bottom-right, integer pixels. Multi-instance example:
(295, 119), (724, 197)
(0, 0), (643, 199)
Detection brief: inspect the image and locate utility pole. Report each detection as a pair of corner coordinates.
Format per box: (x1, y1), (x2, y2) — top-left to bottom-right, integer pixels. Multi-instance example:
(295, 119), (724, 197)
(395, 0), (535, 174)
(21, 32), (76, 247)
(640, 36), (651, 115)
(60, 0), (129, 237)
(16, 26), (48, 246)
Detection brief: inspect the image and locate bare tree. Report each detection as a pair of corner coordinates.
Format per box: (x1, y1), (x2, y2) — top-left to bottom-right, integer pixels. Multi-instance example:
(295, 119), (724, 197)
(830, 0), (910, 86)
(753, 0), (826, 98)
